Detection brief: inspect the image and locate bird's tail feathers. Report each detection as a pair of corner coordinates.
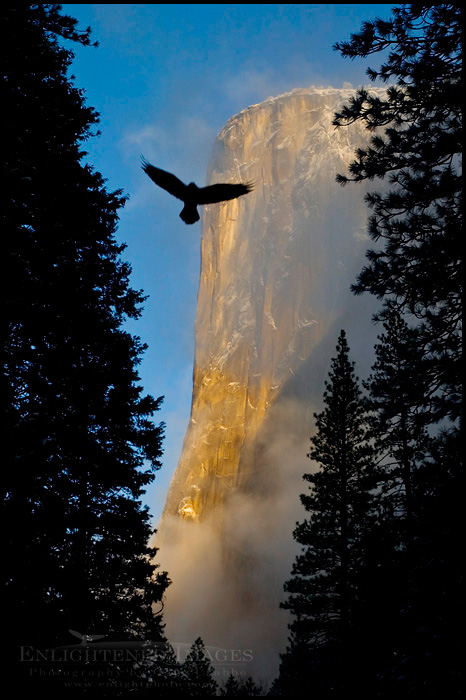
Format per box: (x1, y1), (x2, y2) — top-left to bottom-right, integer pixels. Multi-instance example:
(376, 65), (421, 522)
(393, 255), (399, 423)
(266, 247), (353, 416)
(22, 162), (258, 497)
(180, 204), (200, 225)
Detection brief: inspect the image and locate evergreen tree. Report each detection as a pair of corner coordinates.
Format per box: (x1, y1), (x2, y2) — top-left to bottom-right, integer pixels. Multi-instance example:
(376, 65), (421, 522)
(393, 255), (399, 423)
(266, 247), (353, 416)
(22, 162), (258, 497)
(276, 331), (375, 696)
(359, 305), (463, 696)
(347, 306), (433, 693)
(333, 6), (463, 694)
(364, 304), (431, 531)
(220, 673), (241, 696)
(2, 4), (169, 693)
(333, 4), (462, 425)
(220, 673), (263, 697)
(182, 638), (218, 697)
(238, 675), (262, 696)
(136, 640), (187, 697)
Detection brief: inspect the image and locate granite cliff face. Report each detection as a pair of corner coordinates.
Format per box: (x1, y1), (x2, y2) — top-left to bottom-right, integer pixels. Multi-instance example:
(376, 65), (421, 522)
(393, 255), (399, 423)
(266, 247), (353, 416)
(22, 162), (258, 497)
(156, 88), (381, 678)
(161, 87), (378, 526)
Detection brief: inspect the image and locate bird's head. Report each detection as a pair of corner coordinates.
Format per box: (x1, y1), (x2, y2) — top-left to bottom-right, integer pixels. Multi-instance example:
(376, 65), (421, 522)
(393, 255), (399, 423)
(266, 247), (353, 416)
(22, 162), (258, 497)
(186, 182), (199, 195)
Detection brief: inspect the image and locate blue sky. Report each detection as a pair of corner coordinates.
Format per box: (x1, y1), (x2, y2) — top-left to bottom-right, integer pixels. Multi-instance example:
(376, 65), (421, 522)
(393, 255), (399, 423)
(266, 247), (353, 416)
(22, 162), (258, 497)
(62, 4), (396, 524)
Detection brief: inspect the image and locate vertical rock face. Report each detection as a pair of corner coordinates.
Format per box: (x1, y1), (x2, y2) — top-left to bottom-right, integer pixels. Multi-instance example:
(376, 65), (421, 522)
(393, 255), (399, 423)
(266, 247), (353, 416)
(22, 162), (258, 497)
(156, 88), (382, 679)
(162, 87), (378, 525)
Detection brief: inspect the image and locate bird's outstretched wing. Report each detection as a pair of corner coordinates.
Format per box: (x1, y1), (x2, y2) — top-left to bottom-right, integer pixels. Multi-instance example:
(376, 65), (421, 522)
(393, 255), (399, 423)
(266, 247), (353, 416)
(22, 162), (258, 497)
(195, 182), (254, 205)
(141, 158), (188, 201)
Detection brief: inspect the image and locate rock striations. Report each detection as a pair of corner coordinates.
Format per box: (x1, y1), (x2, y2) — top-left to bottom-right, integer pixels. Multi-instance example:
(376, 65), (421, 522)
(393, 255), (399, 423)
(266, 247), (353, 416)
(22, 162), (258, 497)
(161, 87), (380, 526)
(156, 87), (383, 678)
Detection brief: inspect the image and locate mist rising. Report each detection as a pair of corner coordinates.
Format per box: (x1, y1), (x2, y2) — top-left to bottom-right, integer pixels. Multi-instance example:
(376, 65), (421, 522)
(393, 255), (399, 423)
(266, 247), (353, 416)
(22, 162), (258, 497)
(155, 87), (383, 680)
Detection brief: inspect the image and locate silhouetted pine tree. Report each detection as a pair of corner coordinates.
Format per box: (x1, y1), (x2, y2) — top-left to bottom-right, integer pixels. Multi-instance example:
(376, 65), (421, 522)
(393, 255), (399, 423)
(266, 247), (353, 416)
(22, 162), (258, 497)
(220, 673), (263, 697)
(333, 4), (462, 426)
(182, 638), (219, 697)
(135, 640), (188, 697)
(334, 5), (463, 694)
(2, 5), (169, 695)
(364, 305), (432, 533)
(356, 303), (463, 696)
(275, 331), (376, 696)
(238, 675), (262, 696)
(220, 673), (241, 696)
(349, 306), (432, 691)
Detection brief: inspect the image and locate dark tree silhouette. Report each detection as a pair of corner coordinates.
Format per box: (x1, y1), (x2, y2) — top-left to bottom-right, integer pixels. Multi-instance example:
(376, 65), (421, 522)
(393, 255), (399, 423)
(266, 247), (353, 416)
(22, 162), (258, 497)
(333, 4), (462, 426)
(364, 305), (432, 532)
(181, 638), (219, 697)
(220, 673), (264, 696)
(141, 158), (253, 224)
(356, 304), (463, 697)
(220, 673), (241, 696)
(275, 331), (376, 696)
(3, 5), (169, 695)
(331, 7), (462, 694)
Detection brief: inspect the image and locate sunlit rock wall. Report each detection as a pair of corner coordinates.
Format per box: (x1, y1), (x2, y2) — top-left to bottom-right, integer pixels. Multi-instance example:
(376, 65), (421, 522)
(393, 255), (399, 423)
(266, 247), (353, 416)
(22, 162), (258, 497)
(156, 88), (384, 679)
(161, 87), (379, 525)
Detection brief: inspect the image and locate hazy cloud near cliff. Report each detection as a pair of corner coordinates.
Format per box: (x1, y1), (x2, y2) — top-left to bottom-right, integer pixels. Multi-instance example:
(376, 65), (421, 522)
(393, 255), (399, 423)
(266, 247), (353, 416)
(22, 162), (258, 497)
(154, 87), (383, 681)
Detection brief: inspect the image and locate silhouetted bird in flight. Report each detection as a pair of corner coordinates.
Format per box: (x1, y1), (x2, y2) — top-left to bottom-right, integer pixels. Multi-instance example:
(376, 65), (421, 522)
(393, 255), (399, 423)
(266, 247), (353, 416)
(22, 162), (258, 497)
(141, 157), (253, 224)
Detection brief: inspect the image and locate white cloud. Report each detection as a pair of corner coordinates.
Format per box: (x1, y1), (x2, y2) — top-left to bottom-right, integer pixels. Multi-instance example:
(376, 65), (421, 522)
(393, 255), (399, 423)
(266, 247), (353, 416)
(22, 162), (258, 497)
(122, 124), (169, 150)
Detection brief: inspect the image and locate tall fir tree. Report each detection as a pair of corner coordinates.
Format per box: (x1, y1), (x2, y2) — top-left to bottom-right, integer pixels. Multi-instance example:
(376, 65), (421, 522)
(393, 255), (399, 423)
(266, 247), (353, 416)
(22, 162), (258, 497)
(333, 4), (462, 426)
(348, 306), (433, 694)
(220, 673), (241, 696)
(2, 5), (170, 694)
(359, 304), (463, 696)
(276, 331), (376, 696)
(333, 6), (463, 694)
(182, 638), (219, 697)
(220, 673), (263, 697)
(364, 304), (431, 532)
